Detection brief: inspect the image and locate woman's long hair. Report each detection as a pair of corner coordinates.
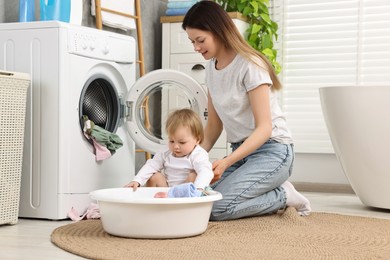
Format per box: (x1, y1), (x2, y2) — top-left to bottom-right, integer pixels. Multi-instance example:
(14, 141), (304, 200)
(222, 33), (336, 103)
(182, 0), (282, 91)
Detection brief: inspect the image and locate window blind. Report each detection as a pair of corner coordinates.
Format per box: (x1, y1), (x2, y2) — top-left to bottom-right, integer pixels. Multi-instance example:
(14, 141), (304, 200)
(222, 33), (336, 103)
(270, 0), (390, 153)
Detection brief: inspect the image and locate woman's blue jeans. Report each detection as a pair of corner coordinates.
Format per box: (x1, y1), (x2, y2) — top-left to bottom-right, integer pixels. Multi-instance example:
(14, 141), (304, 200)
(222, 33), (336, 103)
(210, 139), (294, 221)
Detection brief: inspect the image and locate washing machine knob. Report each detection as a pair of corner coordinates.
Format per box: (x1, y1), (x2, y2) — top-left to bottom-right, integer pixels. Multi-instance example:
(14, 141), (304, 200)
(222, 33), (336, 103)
(88, 36), (96, 51)
(81, 40), (88, 50)
(102, 45), (110, 55)
(89, 42), (96, 51)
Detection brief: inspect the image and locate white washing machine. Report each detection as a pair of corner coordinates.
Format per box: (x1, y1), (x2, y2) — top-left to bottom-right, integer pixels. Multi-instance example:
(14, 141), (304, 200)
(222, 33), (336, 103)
(0, 21), (207, 220)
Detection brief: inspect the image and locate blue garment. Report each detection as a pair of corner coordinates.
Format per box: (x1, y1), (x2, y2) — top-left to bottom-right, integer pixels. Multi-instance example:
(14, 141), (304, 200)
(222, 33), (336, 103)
(209, 139), (294, 221)
(168, 183), (202, 198)
(165, 8), (190, 16)
(167, 0), (197, 9)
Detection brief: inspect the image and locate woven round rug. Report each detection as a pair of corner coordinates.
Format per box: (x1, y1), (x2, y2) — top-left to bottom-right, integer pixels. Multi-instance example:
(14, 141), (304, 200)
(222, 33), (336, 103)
(51, 207), (390, 260)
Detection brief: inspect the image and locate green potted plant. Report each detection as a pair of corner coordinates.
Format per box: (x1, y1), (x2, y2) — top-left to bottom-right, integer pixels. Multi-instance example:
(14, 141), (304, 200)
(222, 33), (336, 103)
(215, 0), (281, 73)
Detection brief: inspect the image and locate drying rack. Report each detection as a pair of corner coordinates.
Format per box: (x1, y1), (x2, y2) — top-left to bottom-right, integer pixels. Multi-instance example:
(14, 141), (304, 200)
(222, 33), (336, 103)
(94, 0), (151, 160)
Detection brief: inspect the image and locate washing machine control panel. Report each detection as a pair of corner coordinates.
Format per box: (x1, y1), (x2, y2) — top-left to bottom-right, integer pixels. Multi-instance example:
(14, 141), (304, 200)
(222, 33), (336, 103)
(67, 29), (136, 64)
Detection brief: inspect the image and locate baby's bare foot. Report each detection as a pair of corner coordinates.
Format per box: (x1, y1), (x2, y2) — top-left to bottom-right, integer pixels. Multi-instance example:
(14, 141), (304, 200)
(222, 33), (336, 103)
(154, 192), (168, 198)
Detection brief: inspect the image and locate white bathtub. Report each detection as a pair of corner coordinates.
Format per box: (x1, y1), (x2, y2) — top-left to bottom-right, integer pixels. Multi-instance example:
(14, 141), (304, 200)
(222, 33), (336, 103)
(319, 86), (390, 209)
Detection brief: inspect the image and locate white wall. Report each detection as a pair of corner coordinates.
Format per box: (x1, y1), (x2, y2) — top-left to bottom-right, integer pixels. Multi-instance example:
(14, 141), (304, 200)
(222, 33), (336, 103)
(291, 154), (349, 185)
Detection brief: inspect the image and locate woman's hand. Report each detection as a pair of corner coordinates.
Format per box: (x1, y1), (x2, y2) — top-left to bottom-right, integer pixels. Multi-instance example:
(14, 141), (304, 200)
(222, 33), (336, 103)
(124, 181), (140, 191)
(211, 158), (230, 183)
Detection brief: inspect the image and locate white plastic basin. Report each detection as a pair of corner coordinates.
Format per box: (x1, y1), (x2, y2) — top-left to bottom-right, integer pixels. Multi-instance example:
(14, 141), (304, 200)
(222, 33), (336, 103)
(90, 187), (222, 239)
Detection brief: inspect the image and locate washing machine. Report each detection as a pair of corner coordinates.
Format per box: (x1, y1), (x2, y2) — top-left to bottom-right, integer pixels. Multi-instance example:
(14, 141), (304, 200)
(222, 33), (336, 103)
(0, 21), (207, 220)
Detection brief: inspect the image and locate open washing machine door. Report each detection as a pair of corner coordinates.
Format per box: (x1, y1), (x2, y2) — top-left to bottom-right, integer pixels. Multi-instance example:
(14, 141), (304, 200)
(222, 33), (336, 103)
(125, 69), (207, 154)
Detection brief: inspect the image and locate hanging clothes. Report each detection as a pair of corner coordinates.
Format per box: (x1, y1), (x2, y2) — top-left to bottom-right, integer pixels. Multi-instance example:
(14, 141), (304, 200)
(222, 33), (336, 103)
(82, 115), (123, 161)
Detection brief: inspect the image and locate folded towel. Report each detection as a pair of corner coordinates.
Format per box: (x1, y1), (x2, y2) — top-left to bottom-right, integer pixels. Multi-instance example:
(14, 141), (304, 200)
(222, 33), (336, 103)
(91, 0), (136, 31)
(166, 8), (191, 16)
(167, 0), (197, 9)
(167, 183), (202, 198)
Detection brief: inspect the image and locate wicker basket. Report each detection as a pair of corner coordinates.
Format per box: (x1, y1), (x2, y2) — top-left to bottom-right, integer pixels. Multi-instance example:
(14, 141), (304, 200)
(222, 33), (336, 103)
(0, 71), (29, 225)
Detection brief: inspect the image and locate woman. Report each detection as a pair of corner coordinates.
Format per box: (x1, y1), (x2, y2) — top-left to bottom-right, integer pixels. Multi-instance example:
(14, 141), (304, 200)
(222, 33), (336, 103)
(182, 0), (311, 220)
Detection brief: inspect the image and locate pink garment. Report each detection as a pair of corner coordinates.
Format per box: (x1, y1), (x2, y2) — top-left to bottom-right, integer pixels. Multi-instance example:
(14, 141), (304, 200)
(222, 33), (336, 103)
(68, 203), (100, 221)
(83, 123), (112, 161)
(92, 138), (112, 161)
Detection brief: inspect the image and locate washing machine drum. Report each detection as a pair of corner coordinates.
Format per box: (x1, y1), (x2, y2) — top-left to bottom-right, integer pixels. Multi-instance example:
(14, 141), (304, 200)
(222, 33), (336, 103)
(80, 77), (120, 133)
(125, 69), (208, 154)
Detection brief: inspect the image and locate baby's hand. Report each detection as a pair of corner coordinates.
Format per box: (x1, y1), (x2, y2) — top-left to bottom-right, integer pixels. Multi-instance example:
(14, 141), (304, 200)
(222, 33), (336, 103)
(124, 181), (140, 191)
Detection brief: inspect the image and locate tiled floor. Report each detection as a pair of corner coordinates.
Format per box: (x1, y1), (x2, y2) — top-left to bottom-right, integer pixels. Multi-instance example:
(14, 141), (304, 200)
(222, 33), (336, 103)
(1, 192), (390, 260)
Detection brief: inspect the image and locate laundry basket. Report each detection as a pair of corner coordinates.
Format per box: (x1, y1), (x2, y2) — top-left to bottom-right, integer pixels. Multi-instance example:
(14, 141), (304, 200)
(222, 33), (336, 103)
(0, 71), (29, 225)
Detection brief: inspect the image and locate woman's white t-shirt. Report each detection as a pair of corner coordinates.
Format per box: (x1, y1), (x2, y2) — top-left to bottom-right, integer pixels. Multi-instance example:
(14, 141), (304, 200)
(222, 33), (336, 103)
(205, 54), (293, 144)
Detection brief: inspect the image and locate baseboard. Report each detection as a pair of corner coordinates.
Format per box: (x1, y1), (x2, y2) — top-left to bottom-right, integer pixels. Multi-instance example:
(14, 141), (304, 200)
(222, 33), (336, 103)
(292, 182), (355, 194)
